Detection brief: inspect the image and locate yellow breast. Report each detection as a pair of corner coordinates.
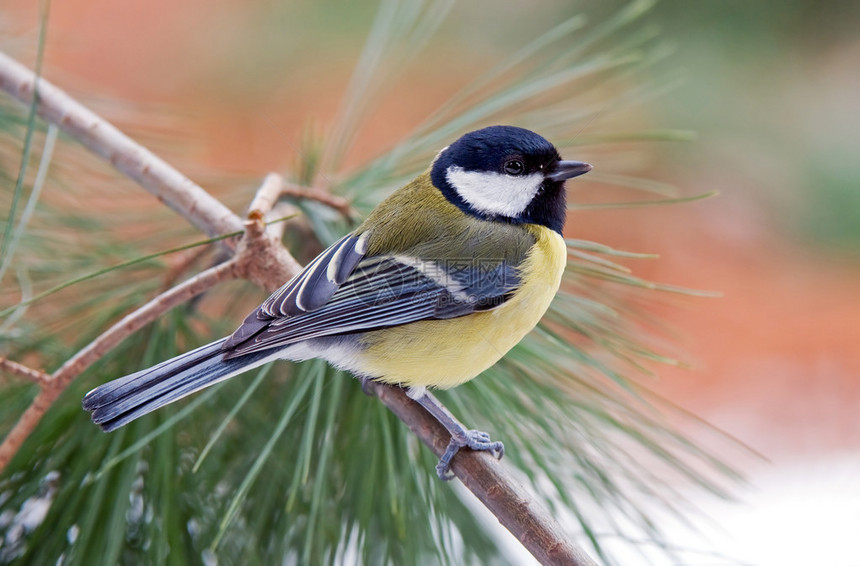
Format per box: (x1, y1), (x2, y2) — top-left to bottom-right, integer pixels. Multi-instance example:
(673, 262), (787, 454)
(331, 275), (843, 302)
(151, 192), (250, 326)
(355, 225), (566, 389)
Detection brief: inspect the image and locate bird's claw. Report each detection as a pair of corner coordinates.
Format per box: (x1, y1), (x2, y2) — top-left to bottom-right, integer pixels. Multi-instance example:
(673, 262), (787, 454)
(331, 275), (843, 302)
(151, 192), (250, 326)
(435, 429), (505, 481)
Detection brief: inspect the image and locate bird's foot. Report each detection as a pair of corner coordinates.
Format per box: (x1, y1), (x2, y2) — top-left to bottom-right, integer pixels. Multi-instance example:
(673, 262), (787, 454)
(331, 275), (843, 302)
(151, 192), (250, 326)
(410, 389), (505, 481)
(436, 428), (504, 481)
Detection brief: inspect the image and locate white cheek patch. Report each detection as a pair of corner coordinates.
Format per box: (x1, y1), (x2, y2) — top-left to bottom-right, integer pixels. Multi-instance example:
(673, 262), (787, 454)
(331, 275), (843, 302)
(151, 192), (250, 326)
(446, 165), (543, 217)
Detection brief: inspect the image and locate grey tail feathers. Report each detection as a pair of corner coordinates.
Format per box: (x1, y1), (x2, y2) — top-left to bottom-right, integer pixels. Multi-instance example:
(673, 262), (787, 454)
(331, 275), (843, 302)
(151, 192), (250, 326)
(82, 338), (276, 432)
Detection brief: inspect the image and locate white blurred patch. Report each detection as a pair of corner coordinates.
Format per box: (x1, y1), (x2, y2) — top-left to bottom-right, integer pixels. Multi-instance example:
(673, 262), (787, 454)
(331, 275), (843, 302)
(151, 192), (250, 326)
(601, 451), (860, 566)
(0, 471), (60, 562)
(66, 525), (79, 545)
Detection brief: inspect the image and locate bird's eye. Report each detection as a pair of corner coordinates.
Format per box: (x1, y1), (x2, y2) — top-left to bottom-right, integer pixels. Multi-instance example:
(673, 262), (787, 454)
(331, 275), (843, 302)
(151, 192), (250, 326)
(503, 159), (525, 176)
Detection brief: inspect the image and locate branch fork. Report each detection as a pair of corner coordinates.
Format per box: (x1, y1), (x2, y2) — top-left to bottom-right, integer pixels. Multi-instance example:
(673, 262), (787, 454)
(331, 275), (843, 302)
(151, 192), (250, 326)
(0, 358), (50, 384)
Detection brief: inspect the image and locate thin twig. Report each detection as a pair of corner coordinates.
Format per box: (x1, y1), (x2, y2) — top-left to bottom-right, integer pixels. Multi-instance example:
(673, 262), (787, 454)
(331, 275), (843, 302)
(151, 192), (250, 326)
(250, 174), (353, 219)
(247, 173), (286, 221)
(280, 182), (354, 218)
(50, 259), (241, 387)
(228, 173), (304, 293)
(0, 50), (243, 241)
(0, 259), (240, 470)
(0, 357), (50, 384)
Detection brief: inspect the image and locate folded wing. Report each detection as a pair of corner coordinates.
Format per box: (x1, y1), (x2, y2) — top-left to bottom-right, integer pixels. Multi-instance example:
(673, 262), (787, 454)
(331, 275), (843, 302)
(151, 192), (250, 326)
(222, 233), (521, 358)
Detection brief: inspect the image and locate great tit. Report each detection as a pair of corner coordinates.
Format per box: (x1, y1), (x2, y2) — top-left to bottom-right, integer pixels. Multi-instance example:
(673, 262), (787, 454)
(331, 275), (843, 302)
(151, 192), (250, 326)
(83, 125), (592, 479)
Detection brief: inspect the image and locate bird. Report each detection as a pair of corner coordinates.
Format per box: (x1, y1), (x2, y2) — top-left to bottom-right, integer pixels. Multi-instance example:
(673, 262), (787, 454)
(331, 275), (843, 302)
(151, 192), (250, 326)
(83, 125), (592, 480)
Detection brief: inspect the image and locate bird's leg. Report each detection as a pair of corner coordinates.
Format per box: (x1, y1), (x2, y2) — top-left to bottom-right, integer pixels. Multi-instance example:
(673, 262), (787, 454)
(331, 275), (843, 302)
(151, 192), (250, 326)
(408, 387), (505, 481)
(359, 376), (375, 396)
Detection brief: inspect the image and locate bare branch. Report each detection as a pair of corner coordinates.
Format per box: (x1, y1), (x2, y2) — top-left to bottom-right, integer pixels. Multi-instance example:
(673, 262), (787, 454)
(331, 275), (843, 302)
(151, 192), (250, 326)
(234, 224), (302, 294)
(247, 173), (286, 220)
(248, 174), (353, 224)
(366, 382), (598, 566)
(280, 182), (354, 218)
(50, 259), (241, 388)
(0, 388), (57, 470)
(0, 259), (240, 470)
(0, 357), (50, 384)
(229, 174), (304, 292)
(0, 50), (243, 240)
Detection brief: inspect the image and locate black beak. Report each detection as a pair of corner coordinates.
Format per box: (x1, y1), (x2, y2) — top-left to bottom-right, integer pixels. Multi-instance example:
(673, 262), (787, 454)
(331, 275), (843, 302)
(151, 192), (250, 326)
(546, 160), (592, 182)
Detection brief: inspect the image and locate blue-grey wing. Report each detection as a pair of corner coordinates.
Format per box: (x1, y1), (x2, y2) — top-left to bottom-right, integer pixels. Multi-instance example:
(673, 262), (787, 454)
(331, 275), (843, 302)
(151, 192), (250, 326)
(222, 239), (521, 358)
(222, 233), (365, 349)
(263, 233), (367, 316)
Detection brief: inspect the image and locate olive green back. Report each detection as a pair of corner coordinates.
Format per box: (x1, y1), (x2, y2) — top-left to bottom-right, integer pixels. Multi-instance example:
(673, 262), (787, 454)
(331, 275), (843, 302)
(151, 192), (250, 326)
(357, 171), (537, 266)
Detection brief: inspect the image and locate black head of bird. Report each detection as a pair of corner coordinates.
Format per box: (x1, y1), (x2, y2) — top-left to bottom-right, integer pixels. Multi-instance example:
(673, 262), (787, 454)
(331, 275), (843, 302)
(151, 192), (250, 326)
(430, 125), (591, 234)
